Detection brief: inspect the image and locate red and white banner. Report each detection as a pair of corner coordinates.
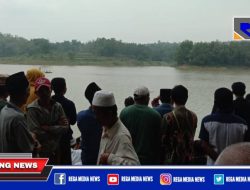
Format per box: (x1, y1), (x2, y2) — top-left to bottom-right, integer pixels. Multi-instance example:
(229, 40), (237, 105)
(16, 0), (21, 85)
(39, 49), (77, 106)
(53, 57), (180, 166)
(0, 158), (48, 173)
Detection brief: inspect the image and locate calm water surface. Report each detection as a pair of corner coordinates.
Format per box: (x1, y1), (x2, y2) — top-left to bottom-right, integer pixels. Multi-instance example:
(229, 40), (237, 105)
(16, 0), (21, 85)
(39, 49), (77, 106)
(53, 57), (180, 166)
(2, 64), (250, 139)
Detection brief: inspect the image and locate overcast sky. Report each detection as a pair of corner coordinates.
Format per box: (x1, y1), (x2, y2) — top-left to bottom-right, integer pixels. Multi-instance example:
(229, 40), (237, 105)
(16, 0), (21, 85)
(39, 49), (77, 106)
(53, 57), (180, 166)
(0, 0), (249, 43)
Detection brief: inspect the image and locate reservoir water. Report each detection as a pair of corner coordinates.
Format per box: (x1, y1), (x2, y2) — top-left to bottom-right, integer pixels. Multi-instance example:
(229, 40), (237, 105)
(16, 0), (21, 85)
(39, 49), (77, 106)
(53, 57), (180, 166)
(2, 64), (250, 139)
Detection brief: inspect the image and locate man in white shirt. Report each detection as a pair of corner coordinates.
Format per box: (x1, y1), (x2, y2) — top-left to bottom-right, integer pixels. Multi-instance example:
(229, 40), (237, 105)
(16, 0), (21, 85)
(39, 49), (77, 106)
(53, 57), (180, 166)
(92, 90), (140, 165)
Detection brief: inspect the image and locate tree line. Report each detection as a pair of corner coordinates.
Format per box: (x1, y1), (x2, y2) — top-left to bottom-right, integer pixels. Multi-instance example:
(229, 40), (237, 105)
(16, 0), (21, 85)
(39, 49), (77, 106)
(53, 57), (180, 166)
(0, 32), (250, 66)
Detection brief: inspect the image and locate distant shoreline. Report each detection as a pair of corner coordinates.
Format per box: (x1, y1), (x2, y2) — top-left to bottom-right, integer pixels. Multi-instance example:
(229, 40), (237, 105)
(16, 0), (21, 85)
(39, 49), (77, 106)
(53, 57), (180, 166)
(1, 57), (250, 71)
(0, 57), (174, 67)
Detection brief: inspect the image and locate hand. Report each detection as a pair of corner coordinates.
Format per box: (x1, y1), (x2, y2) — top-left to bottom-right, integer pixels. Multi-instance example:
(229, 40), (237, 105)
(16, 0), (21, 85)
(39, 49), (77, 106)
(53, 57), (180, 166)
(99, 153), (110, 165)
(30, 132), (41, 149)
(58, 116), (69, 126)
(30, 132), (37, 140)
(151, 96), (160, 107)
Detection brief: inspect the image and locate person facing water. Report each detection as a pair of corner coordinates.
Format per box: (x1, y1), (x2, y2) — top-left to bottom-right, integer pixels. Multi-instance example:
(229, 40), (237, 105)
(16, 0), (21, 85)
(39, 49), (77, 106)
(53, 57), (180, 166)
(77, 82), (103, 165)
(231, 82), (250, 141)
(124, 96), (134, 107)
(161, 85), (197, 165)
(120, 86), (161, 165)
(0, 72), (35, 153)
(21, 68), (45, 112)
(51, 77), (77, 165)
(151, 88), (173, 117)
(199, 87), (247, 165)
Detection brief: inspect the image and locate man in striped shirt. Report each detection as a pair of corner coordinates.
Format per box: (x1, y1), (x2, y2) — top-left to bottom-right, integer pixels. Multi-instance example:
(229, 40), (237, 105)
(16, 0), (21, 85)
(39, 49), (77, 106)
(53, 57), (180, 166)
(199, 88), (248, 165)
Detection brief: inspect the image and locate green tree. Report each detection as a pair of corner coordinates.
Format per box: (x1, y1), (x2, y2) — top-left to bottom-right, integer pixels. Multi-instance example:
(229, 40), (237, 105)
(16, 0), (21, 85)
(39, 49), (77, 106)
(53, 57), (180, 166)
(176, 40), (193, 65)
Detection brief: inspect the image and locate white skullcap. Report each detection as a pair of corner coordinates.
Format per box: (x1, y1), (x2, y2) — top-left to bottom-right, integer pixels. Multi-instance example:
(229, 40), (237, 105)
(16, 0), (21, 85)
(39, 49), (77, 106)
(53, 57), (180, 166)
(92, 90), (116, 107)
(134, 86), (150, 96)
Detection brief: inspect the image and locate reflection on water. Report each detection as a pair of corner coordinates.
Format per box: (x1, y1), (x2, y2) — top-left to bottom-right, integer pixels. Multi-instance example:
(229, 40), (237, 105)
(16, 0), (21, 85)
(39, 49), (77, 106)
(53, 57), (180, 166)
(2, 64), (250, 139)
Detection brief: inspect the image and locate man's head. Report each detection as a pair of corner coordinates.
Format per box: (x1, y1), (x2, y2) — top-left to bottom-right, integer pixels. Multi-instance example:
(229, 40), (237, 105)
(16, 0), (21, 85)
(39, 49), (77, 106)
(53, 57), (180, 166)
(214, 87), (233, 111)
(0, 74), (9, 99)
(124, 96), (134, 107)
(92, 90), (117, 127)
(171, 85), (188, 105)
(85, 82), (101, 105)
(51, 77), (66, 95)
(215, 143), (250, 165)
(160, 88), (171, 104)
(231, 82), (246, 97)
(35, 77), (51, 101)
(6, 72), (29, 106)
(133, 86), (150, 105)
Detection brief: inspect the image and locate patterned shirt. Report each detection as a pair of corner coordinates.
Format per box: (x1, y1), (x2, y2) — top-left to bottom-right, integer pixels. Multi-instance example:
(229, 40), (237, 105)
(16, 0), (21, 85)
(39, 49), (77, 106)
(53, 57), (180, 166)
(162, 106), (197, 164)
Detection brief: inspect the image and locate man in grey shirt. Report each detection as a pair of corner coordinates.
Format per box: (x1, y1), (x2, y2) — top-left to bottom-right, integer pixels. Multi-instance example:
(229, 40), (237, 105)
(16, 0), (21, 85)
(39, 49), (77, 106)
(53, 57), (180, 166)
(0, 72), (34, 153)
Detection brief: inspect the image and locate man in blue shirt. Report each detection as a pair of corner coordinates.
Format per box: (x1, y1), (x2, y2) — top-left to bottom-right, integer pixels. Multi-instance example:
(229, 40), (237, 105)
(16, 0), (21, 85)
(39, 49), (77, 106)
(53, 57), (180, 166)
(152, 88), (173, 117)
(77, 82), (102, 165)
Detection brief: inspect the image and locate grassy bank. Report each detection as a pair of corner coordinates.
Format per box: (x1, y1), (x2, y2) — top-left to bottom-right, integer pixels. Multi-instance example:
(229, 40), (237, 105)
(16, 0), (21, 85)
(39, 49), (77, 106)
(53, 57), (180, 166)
(1, 56), (250, 71)
(0, 56), (175, 67)
(176, 64), (250, 71)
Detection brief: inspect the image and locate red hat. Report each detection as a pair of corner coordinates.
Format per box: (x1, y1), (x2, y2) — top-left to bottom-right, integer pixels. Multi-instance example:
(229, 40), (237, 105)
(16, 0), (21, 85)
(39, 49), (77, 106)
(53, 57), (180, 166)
(35, 77), (51, 92)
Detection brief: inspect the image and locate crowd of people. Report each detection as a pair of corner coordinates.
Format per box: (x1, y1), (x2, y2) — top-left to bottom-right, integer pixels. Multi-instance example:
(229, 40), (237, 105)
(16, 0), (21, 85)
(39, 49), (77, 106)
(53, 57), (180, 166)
(0, 68), (250, 166)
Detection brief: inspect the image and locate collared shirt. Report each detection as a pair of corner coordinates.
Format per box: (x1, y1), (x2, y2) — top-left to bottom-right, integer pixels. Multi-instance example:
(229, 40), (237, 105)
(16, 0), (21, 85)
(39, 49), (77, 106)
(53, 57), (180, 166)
(0, 102), (34, 153)
(199, 111), (247, 165)
(97, 119), (140, 165)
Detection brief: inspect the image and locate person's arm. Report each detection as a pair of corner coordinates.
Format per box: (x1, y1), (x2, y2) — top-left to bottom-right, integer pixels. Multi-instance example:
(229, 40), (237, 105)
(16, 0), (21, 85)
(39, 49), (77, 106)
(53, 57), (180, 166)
(99, 135), (140, 165)
(68, 101), (77, 125)
(151, 96), (160, 107)
(26, 108), (47, 139)
(154, 113), (162, 164)
(26, 106), (68, 137)
(199, 119), (218, 161)
(200, 140), (218, 161)
(161, 113), (172, 164)
(43, 104), (69, 134)
(13, 116), (34, 153)
(41, 116), (68, 134)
